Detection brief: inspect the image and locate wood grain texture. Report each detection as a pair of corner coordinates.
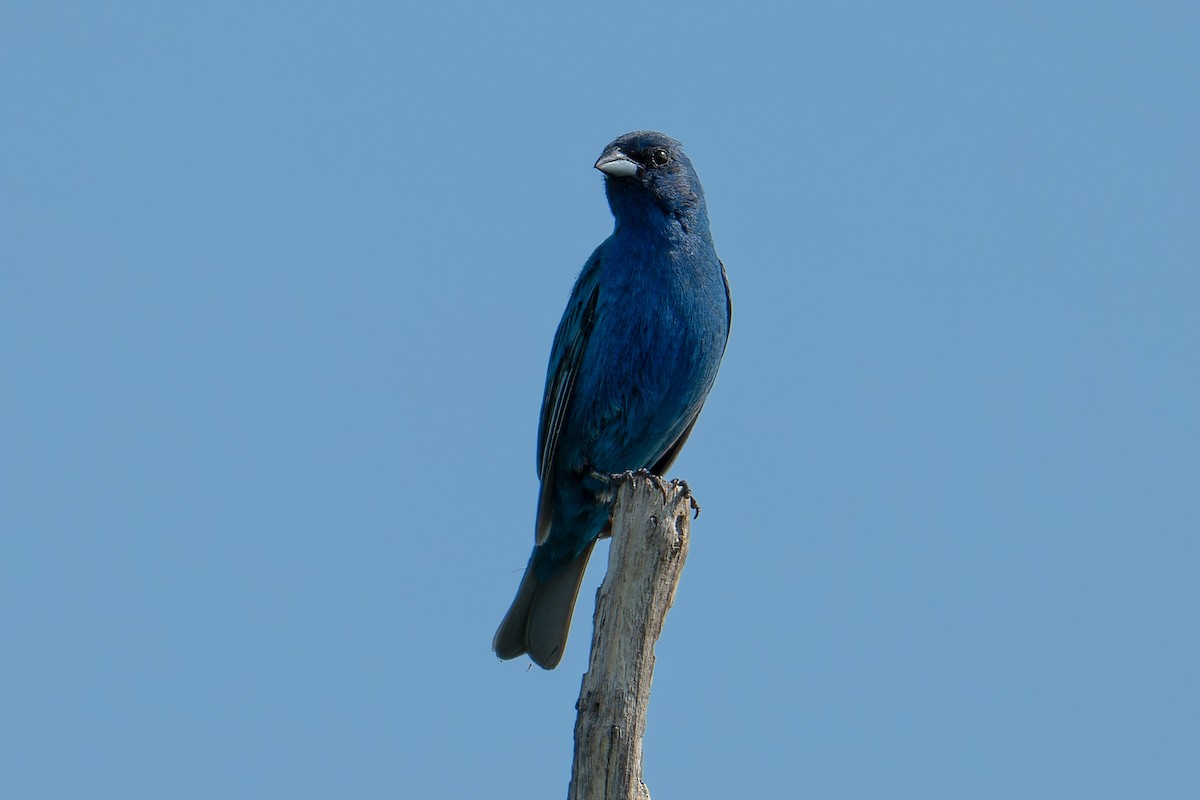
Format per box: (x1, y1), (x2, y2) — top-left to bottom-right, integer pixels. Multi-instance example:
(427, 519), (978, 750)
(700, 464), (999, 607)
(568, 473), (693, 800)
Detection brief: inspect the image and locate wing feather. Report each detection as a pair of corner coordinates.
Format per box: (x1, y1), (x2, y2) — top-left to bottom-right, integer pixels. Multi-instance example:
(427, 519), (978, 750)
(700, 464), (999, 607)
(534, 254), (603, 544)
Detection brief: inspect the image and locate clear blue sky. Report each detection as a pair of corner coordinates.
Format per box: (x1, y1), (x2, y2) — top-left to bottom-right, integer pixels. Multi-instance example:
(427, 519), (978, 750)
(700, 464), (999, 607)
(2, 2), (1197, 798)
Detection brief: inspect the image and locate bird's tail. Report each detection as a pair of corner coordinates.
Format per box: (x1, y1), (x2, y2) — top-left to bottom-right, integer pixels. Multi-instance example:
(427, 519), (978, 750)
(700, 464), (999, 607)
(492, 542), (596, 670)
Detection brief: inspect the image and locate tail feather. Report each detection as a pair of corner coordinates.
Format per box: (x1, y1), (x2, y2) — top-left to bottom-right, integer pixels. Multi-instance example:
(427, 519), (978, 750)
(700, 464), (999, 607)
(492, 565), (538, 661)
(492, 542), (596, 669)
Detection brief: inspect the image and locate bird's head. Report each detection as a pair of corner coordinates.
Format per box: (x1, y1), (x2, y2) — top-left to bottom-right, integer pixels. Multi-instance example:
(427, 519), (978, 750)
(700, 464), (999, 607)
(595, 131), (708, 233)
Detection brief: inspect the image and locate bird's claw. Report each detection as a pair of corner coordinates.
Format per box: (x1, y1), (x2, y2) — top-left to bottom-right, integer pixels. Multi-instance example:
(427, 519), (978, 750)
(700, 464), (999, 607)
(618, 468), (671, 503)
(591, 468), (697, 513)
(673, 479), (701, 518)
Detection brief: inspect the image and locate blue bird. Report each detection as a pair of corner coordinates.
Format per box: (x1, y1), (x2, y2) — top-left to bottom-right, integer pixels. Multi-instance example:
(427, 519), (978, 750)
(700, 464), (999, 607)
(493, 131), (731, 669)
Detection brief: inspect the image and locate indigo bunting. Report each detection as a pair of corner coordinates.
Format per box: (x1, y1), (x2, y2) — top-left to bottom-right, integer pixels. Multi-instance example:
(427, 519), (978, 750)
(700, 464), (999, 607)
(493, 131), (731, 669)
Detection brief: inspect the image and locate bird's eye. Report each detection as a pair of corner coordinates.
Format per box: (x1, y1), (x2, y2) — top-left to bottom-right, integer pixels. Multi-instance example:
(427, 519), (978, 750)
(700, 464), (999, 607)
(649, 147), (671, 167)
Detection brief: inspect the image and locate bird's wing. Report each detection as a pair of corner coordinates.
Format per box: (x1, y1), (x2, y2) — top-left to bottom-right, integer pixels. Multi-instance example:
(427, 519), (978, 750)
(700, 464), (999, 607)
(534, 253), (602, 545)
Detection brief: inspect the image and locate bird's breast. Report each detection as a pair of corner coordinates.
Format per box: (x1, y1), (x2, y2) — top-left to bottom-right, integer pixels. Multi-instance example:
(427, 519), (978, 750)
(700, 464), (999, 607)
(566, 245), (727, 470)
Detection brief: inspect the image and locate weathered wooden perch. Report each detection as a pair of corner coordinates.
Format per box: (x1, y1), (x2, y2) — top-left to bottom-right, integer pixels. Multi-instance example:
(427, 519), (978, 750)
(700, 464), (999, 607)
(568, 473), (694, 800)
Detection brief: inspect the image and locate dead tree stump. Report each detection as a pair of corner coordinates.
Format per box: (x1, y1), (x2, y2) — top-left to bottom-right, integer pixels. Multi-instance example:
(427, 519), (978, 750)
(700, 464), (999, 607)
(568, 473), (694, 800)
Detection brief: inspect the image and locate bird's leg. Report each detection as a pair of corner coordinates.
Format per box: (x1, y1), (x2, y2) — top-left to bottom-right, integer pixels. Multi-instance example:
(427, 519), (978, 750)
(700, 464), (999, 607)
(586, 468), (614, 485)
(584, 468), (620, 504)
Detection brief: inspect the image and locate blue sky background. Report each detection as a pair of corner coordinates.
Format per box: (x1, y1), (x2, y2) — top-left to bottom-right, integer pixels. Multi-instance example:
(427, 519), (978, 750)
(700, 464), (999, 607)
(2, 2), (1197, 798)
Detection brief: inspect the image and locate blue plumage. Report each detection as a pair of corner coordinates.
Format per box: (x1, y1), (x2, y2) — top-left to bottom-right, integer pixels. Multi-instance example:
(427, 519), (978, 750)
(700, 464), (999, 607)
(493, 131), (731, 669)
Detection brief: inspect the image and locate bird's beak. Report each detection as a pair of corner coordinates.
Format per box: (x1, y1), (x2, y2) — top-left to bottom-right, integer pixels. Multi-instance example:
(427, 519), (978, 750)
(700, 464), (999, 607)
(595, 149), (639, 178)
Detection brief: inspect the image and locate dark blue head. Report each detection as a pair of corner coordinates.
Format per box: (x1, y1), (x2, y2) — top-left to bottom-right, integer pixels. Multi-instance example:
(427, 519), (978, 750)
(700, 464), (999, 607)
(595, 131), (710, 236)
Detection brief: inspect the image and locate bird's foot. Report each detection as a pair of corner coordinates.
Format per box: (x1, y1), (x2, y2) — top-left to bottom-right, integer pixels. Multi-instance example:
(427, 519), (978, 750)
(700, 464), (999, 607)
(634, 468), (672, 501)
(589, 467), (657, 485)
(589, 468), (687, 508)
(673, 479), (701, 518)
